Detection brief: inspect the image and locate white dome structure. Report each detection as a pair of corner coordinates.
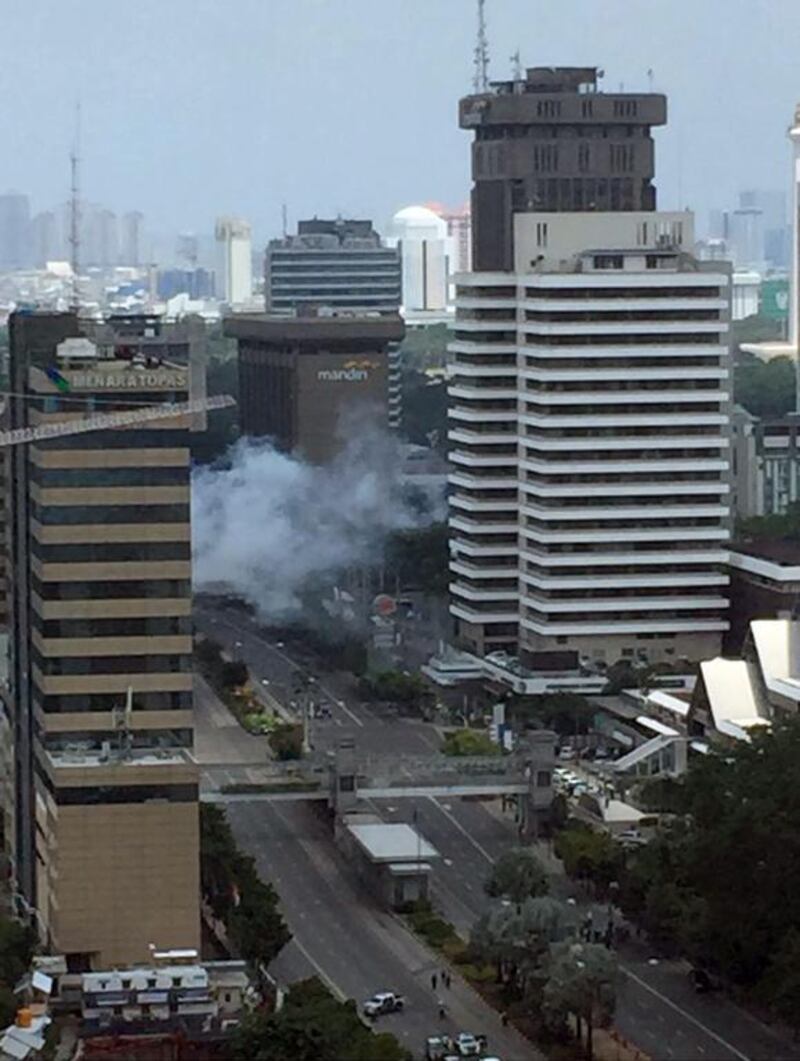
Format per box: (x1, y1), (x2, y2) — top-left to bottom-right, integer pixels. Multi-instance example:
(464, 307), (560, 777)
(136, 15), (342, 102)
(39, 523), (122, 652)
(387, 205), (451, 312)
(389, 205), (448, 242)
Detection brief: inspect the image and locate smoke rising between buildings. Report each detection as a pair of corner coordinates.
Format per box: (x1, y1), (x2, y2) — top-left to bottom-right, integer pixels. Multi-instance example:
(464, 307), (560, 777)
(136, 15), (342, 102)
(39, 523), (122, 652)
(191, 429), (435, 621)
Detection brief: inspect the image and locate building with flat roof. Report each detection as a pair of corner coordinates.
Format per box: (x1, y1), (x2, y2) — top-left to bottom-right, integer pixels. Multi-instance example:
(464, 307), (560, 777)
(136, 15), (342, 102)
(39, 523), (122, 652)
(265, 218), (401, 316)
(215, 217), (252, 306)
(460, 66), (667, 271)
(6, 312), (204, 969)
(726, 540), (800, 652)
(225, 312), (404, 462)
(449, 67), (731, 667)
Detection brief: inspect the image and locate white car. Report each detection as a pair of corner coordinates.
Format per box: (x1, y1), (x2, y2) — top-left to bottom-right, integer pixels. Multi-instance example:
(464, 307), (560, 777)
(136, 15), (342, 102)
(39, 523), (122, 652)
(362, 991), (404, 1017)
(454, 1032), (481, 1057)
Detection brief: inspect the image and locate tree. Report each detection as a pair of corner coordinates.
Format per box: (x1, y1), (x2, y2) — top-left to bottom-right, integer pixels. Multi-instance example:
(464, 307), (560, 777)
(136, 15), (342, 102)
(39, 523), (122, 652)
(200, 805), (290, 964)
(220, 659), (249, 690)
(269, 723), (303, 761)
(442, 728), (501, 757)
(738, 500), (800, 544)
(543, 941), (618, 1061)
(400, 371), (447, 450)
(555, 826), (624, 898)
(0, 916), (36, 1024)
(758, 929), (800, 1041)
(485, 847), (549, 906)
(231, 977), (411, 1061)
(602, 659), (639, 695)
(471, 897), (573, 994)
(734, 350), (796, 418)
(384, 523), (449, 596)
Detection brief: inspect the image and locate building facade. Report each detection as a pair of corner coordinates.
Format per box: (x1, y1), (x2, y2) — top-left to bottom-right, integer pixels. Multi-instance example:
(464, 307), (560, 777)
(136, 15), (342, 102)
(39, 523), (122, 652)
(449, 213), (732, 666)
(460, 67), (667, 272)
(732, 406), (800, 519)
(215, 217), (253, 306)
(225, 313), (404, 462)
(265, 219), (401, 316)
(6, 312), (203, 969)
(386, 206), (450, 313)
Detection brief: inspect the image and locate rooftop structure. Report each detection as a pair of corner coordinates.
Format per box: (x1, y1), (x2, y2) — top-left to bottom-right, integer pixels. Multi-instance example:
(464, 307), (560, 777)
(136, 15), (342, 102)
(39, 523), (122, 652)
(689, 618), (800, 742)
(265, 218), (401, 316)
(459, 66), (667, 270)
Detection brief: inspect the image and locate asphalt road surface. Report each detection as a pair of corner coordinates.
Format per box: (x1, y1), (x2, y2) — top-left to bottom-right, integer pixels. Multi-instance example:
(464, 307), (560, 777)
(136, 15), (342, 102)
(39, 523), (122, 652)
(195, 597), (800, 1061)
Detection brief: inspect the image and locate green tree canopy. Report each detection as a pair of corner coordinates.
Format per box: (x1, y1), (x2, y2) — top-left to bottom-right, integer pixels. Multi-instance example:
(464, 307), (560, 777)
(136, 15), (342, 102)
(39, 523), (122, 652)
(617, 717), (800, 994)
(734, 350), (796, 418)
(200, 805), (290, 965)
(543, 941), (618, 1061)
(554, 825), (624, 898)
(231, 978), (411, 1061)
(442, 728), (501, 758)
(471, 896), (574, 995)
(485, 847), (549, 906)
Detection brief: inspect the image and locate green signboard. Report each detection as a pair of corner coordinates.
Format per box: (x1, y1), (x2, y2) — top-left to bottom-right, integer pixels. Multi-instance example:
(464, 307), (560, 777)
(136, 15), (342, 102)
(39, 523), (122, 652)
(760, 278), (790, 321)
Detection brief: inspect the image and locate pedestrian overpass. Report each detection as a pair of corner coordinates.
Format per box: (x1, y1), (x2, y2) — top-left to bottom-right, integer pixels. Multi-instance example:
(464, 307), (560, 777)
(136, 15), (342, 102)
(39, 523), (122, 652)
(200, 733), (555, 834)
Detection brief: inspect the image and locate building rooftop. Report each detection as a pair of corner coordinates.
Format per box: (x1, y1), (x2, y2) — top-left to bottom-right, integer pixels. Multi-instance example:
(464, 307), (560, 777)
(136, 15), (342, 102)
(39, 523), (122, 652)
(224, 311), (405, 343)
(730, 539), (800, 569)
(347, 822), (439, 864)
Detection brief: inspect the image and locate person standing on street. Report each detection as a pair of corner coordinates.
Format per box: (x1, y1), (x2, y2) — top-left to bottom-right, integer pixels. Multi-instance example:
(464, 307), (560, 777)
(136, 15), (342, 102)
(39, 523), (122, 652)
(431, 972), (438, 991)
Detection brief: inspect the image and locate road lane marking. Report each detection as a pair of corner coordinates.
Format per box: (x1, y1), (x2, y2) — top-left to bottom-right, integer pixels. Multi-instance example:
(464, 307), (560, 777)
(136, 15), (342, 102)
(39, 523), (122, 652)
(622, 967), (750, 1061)
(290, 937), (347, 1002)
(205, 612), (365, 728)
(428, 797), (494, 864)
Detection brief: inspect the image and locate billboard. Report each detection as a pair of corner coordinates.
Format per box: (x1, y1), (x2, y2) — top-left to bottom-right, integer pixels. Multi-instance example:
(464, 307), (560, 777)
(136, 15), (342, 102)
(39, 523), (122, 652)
(760, 278), (790, 322)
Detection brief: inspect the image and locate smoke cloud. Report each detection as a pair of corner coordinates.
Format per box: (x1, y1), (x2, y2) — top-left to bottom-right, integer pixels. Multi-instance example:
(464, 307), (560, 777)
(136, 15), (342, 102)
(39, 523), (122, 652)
(191, 427), (438, 621)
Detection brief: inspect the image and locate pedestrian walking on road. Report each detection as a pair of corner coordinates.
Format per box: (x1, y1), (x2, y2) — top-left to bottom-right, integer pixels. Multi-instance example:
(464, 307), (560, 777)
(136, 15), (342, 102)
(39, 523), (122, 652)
(438, 1000), (446, 1020)
(431, 972), (438, 991)
(444, 971), (451, 989)
(501, 1011), (509, 1028)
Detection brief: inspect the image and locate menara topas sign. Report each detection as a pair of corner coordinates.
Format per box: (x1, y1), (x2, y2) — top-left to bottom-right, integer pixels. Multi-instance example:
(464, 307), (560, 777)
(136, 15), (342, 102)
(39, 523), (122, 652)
(316, 358), (379, 383)
(64, 370), (188, 391)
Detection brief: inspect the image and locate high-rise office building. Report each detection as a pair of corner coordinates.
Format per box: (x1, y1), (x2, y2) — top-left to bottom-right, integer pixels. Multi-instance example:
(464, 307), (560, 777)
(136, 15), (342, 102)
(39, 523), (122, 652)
(461, 67), (666, 272)
(449, 67), (731, 666)
(225, 312), (404, 462)
(265, 218), (401, 316)
(0, 192), (31, 269)
(6, 312), (204, 969)
(30, 211), (59, 267)
(121, 211), (144, 267)
(215, 218), (253, 306)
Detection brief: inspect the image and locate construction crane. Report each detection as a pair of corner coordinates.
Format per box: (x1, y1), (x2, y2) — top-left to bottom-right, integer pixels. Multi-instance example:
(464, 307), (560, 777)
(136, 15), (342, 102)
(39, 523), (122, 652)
(0, 393), (235, 448)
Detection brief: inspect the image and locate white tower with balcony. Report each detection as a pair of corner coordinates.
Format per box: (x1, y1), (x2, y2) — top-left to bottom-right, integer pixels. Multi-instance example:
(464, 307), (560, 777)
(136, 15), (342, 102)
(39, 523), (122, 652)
(448, 210), (732, 666)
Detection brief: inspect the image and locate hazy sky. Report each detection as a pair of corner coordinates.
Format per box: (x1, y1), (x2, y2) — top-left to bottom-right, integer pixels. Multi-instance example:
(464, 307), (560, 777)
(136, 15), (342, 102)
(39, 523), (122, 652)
(1, 0), (799, 243)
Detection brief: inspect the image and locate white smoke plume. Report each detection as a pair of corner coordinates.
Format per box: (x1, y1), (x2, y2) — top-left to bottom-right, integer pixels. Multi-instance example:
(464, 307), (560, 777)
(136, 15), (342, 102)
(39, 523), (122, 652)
(192, 426), (437, 620)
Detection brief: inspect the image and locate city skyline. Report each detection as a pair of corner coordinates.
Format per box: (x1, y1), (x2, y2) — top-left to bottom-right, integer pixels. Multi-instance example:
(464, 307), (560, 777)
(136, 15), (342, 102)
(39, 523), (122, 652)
(1, 0), (800, 241)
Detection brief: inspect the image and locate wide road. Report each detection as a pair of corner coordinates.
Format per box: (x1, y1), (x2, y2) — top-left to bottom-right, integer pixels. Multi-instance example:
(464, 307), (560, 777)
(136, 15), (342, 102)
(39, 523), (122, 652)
(195, 597), (800, 1061)
(226, 799), (538, 1061)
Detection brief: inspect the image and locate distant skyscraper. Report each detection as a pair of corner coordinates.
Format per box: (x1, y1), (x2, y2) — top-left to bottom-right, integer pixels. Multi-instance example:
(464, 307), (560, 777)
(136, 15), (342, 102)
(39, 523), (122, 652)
(265, 218), (401, 315)
(215, 217), (253, 305)
(30, 211), (59, 267)
(96, 208), (118, 268)
(0, 192), (31, 269)
(121, 211), (144, 267)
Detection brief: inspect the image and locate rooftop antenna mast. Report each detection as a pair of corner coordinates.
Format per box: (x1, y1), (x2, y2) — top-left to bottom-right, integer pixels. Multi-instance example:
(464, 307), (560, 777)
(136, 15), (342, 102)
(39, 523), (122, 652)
(68, 103), (81, 314)
(473, 0), (489, 93)
(511, 50), (523, 81)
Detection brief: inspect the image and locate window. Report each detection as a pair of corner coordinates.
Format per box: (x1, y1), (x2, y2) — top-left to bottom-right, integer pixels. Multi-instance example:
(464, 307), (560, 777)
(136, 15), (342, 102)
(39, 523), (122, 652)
(535, 222), (548, 248)
(536, 771), (551, 788)
(622, 648), (634, 657)
(593, 255), (624, 270)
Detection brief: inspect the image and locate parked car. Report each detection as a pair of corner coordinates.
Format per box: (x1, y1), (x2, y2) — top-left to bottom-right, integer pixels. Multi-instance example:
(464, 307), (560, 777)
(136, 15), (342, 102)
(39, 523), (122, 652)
(558, 745), (576, 761)
(617, 829), (648, 848)
(453, 1032), (482, 1057)
(362, 991), (405, 1017)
